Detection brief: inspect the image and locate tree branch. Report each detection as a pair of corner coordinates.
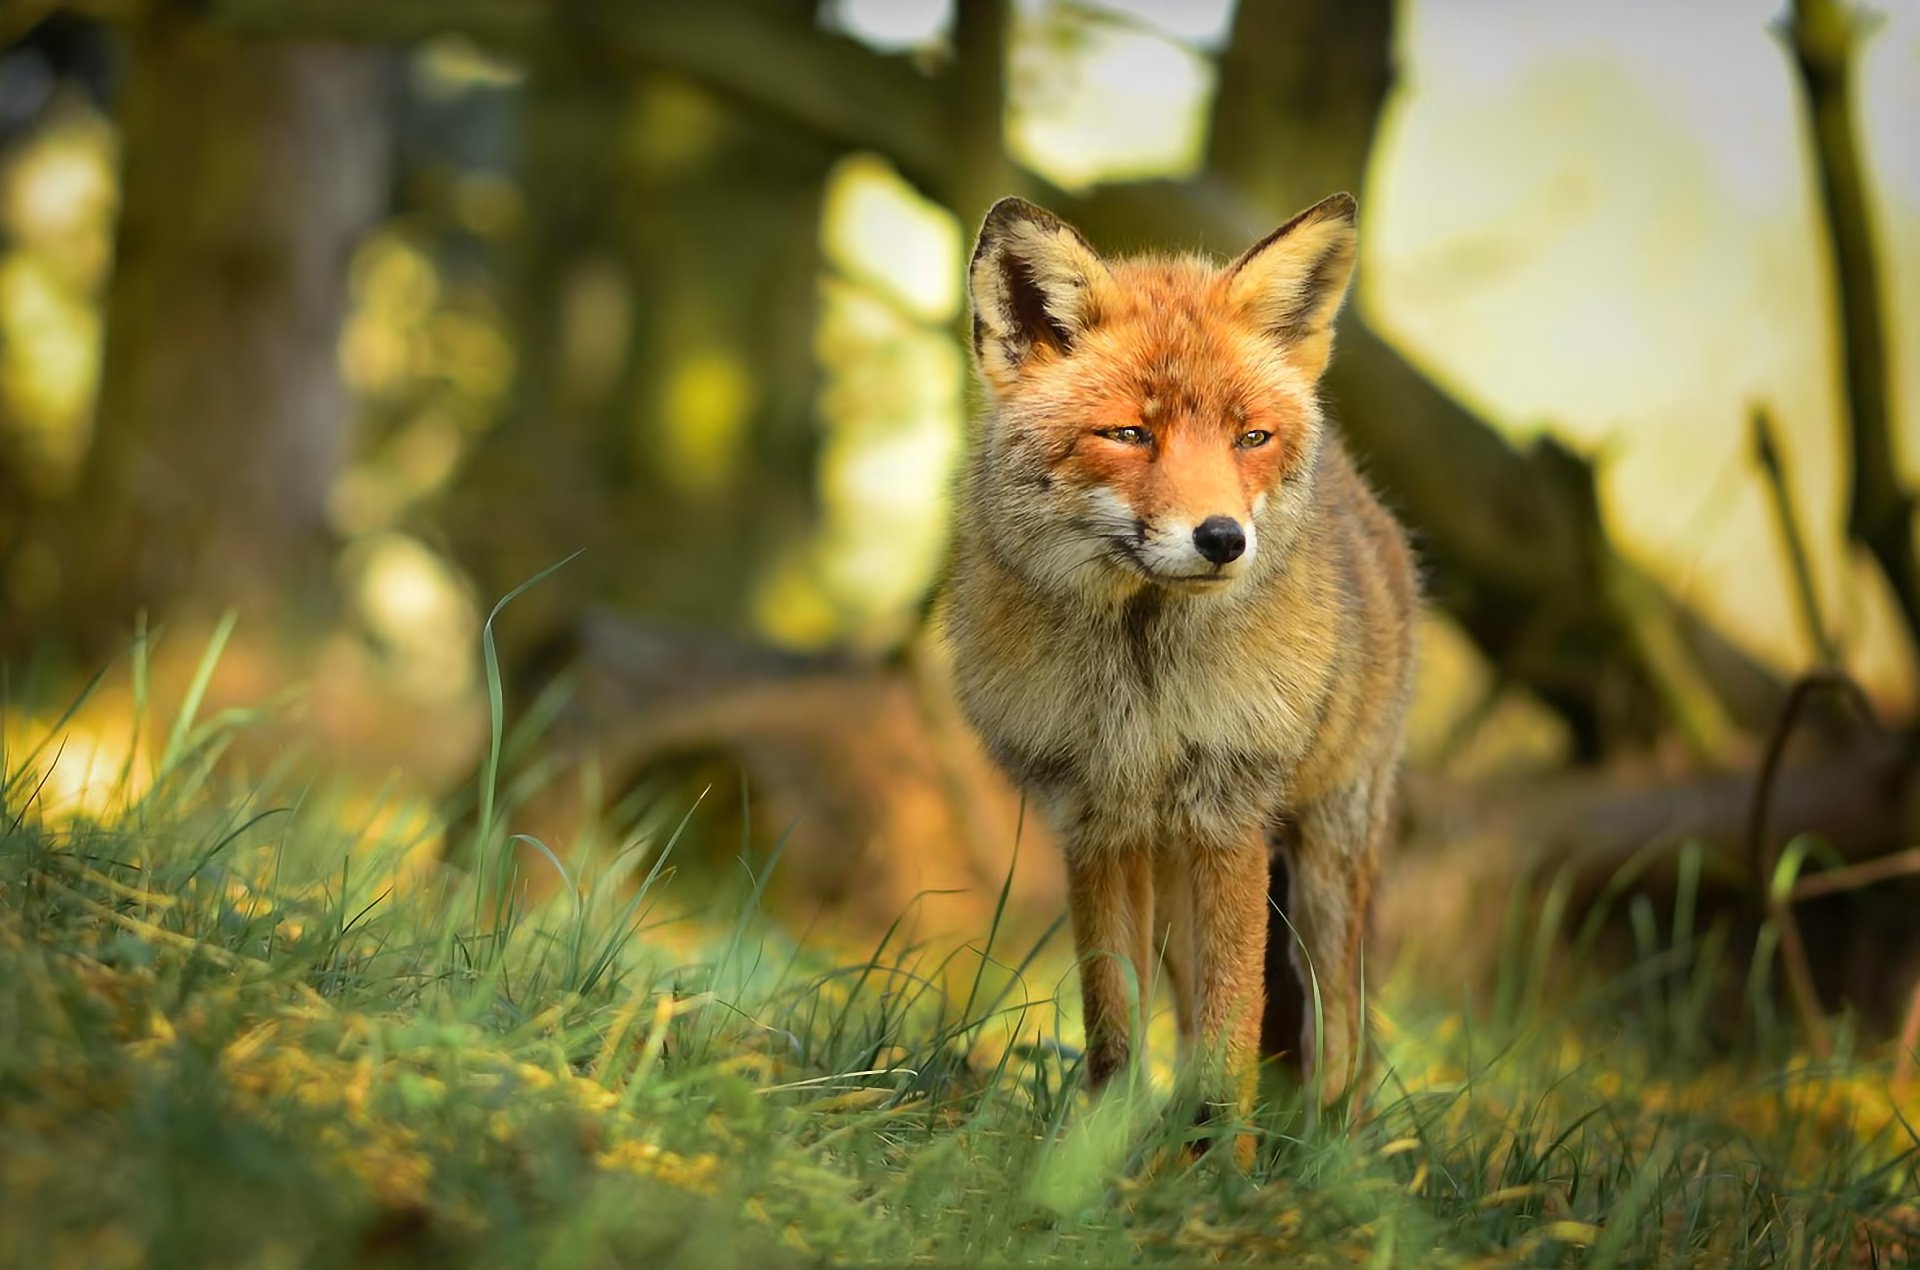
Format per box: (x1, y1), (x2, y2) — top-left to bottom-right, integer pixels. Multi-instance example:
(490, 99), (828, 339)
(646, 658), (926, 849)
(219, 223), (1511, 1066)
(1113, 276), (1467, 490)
(1785, 0), (1920, 658)
(1754, 406), (1837, 666)
(200, 0), (959, 197)
(1, 0), (64, 48)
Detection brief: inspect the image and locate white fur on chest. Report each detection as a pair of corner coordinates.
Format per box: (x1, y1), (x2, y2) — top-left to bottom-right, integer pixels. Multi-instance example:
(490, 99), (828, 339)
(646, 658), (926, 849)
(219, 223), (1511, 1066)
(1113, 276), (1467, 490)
(959, 593), (1321, 845)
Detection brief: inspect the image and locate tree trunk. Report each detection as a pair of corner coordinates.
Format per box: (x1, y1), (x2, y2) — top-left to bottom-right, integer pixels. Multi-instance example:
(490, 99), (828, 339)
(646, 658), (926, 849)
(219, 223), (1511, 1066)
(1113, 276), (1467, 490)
(57, 11), (388, 657)
(1188, 0), (1781, 754)
(450, 12), (832, 664)
(1786, 0), (1918, 657)
(1205, 0), (1390, 206)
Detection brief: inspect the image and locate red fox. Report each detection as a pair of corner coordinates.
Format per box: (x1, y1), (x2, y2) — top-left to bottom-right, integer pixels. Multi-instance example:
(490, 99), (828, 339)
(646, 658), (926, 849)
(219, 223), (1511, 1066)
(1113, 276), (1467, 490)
(941, 193), (1416, 1158)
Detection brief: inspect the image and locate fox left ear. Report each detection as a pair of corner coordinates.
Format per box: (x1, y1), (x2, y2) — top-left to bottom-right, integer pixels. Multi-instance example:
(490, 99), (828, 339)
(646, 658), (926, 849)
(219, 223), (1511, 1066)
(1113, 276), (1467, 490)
(968, 197), (1112, 391)
(1225, 192), (1359, 381)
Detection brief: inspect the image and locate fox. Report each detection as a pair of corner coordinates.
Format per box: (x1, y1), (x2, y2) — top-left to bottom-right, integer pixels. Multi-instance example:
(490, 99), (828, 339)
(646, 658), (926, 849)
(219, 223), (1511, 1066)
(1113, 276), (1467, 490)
(939, 192), (1417, 1160)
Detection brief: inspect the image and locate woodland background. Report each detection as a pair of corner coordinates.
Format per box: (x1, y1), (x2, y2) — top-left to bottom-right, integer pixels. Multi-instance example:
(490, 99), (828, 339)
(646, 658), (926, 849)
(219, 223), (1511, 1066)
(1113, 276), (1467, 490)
(2, 0), (1920, 1150)
(4, 1), (1920, 1263)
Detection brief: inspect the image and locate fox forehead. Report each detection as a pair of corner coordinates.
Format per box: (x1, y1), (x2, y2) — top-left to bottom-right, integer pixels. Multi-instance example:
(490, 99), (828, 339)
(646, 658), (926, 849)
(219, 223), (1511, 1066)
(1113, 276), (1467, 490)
(1005, 256), (1317, 441)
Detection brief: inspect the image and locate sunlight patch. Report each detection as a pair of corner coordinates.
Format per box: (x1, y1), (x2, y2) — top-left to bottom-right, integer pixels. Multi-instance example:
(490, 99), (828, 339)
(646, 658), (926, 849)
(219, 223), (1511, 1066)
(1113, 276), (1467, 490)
(1007, 9), (1213, 189)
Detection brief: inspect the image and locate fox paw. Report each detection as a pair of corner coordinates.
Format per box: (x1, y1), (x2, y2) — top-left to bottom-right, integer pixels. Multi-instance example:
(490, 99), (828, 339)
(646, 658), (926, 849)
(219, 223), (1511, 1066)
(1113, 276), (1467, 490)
(1187, 1099), (1257, 1171)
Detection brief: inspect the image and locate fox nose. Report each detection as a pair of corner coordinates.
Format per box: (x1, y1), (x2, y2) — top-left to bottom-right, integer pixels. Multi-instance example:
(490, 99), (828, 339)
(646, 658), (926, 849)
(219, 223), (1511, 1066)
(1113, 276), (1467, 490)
(1193, 516), (1246, 565)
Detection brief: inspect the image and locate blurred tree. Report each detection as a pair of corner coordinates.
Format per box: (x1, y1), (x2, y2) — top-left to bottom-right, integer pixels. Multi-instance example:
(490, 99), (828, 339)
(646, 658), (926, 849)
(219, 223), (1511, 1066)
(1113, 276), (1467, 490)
(333, 0), (1777, 756)
(448, 9), (833, 658)
(51, 6), (388, 658)
(34, 0), (1808, 754)
(1787, 0), (1919, 650)
(0, 432), (30, 595)
(0, 15), (115, 645)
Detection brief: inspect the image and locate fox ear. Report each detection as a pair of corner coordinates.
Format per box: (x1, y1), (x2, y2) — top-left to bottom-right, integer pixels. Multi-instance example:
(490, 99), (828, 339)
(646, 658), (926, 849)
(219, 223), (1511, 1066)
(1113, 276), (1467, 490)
(968, 197), (1111, 387)
(1225, 192), (1358, 381)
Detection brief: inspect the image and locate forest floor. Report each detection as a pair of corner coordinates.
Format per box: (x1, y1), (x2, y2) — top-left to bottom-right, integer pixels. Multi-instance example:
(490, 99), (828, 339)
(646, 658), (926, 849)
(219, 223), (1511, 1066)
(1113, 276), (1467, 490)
(3, 638), (1919, 1268)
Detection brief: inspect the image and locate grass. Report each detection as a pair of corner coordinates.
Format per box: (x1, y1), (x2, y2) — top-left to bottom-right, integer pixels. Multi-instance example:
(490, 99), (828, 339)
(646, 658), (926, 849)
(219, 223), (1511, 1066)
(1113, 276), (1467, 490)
(2, 631), (1918, 1267)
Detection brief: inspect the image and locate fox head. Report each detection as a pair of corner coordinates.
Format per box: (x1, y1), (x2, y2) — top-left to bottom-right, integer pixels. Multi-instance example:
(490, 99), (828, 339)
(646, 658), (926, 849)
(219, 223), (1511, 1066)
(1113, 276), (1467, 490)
(964, 193), (1358, 600)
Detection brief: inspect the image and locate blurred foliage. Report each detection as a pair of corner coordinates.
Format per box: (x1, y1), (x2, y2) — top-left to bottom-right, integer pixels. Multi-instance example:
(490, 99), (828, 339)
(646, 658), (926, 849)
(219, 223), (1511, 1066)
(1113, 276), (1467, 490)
(0, 1), (1916, 747)
(0, 96), (110, 499)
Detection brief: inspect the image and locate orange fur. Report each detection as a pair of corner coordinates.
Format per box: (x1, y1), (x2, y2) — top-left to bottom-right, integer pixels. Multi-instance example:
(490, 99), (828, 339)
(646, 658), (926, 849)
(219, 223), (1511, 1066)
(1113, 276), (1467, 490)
(942, 193), (1416, 1162)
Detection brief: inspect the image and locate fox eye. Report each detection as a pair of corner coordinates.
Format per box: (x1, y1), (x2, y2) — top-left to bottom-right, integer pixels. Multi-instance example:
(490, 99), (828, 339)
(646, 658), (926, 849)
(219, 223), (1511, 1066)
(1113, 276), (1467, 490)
(1101, 426), (1151, 446)
(1236, 429), (1273, 449)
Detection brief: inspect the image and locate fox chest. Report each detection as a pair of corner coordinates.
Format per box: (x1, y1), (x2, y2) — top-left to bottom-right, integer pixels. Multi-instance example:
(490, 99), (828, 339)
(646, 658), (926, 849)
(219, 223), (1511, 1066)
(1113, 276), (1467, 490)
(957, 603), (1316, 847)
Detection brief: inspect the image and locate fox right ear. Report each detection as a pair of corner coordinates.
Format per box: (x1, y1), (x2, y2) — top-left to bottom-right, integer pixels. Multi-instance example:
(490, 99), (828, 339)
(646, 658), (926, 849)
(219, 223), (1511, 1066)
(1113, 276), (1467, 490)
(1225, 192), (1359, 382)
(968, 198), (1111, 389)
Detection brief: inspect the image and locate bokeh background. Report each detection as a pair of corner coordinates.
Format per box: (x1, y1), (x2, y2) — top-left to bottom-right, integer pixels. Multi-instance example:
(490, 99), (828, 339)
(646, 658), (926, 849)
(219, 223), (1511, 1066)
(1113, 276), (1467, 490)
(1, 0), (1916, 1015)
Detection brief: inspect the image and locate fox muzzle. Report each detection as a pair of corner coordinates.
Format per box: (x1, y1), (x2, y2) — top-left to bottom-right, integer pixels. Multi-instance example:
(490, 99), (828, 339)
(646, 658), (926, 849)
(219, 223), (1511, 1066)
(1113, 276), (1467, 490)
(1193, 517), (1247, 565)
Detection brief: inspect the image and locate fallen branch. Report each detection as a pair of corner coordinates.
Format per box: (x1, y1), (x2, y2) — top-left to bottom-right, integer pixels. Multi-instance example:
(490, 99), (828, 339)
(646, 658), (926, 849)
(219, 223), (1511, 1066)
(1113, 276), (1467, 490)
(1745, 667), (1882, 1058)
(1790, 846), (1920, 902)
(1753, 407), (1837, 666)
(1745, 669), (1880, 891)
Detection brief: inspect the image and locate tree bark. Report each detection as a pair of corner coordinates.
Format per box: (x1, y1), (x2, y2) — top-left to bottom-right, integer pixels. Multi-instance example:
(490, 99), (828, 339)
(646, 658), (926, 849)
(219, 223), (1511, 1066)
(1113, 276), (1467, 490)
(57, 9), (388, 657)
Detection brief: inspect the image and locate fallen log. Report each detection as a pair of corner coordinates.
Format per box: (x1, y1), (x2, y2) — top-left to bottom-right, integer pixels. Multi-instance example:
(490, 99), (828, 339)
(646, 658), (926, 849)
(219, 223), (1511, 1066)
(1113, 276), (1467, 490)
(487, 617), (1919, 1036)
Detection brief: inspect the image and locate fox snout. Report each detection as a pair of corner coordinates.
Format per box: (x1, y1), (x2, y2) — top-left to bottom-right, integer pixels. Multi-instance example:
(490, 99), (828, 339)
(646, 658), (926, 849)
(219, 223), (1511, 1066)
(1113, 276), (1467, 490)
(1193, 516), (1246, 565)
(1125, 504), (1258, 586)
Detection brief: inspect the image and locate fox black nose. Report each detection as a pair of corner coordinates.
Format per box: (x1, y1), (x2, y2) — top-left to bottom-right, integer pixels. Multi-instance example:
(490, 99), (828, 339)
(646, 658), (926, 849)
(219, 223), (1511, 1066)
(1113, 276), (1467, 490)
(1193, 516), (1246, 565)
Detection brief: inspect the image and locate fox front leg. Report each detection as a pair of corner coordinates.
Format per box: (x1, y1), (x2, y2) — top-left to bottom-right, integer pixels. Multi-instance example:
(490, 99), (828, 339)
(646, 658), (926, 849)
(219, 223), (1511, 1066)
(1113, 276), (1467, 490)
(1188, 838), (1271, 1167)
(1283, 778), (1383, 1105)
(1064, 849), (1155, 1090)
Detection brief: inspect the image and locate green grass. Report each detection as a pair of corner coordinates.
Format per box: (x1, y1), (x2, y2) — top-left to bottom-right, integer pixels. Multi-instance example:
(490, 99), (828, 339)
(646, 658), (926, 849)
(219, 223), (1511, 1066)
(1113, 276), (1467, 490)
(2, 635), (1917, 1267)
